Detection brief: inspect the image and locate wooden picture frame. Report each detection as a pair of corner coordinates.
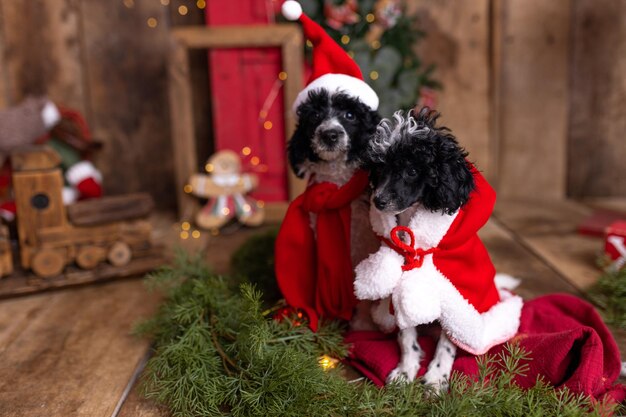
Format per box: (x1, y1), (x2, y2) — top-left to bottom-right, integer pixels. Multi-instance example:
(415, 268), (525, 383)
(167, 25), (304, 221)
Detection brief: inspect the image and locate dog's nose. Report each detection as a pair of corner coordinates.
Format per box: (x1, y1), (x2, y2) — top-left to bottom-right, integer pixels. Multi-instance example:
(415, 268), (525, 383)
(320, 128), (341, 146)
(373, 195), (389, 210)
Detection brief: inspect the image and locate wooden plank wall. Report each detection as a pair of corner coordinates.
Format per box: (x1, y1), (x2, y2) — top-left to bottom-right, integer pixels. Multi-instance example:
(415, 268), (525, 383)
(411, 0), (625, 200)
(568, 0), (626, 198)
(491, 0), (571, 199)
(0, 1), (7, 109)
(0, 0), (210, 210)
(0, 0), (624, 209)
(409, 0), (493, 178)
(0, 0), (87, 114)
(80, 0), (174, 209)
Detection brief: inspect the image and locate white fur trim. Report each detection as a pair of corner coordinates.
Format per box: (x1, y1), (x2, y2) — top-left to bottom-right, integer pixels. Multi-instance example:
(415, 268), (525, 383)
(62, 186), (79, 204)
(354, 246), (404, 300)
(41, 100), (61, 129)
(391, 255), (522, 354)
(281, 0), (302, 21)
(621, 362), (626, 378)
(405, 208), (457, 248)
(357, 204), (523, 355)
(494, 273), (521, 291)
(66, 161), (103, 186)
(0, 208), (15, 222)
(293, 73), (379, 114)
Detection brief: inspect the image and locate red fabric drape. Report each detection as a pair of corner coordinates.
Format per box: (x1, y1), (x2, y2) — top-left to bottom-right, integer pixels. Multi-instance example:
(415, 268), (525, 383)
(344, 294), (626, 404)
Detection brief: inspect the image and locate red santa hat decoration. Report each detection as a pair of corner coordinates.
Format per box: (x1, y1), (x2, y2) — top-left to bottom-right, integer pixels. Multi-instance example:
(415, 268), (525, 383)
(281, 0), (379, 114)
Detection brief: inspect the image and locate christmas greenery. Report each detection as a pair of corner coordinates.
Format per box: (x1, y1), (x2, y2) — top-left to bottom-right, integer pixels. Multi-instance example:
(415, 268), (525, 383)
(135, 251), (611, 417)
(589, 264), (626, 329)
(231, 227), (281, 305)
(297, 0), (439, 117)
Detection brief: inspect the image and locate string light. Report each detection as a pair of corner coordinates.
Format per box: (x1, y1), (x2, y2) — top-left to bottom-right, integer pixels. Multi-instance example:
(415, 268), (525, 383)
(257, 201), (265, 208)
(263, 121), (273, 130)
(178, 5), (188, 15)
(210, 228), (220, 236)
(123, 0), (134, 8)
(242, 147), (251, 156)
(183, 184), (193, 193)
(278, 71), (288, 81)
(347, 51), (355, 58)
(181, 222), (191, 231)
(250, 156), (260, 166)
(242, 204), (251, 213)
(306, 40), (313, 48)
(180, 231), (189, 239)
(160, 0), (169, 5)
(191, 230), (201, 239)
(258, 164), (269, 173)
(205, 163), (214, 172)
(318, 355), (339, 371)
(147, 17), (158, 28)
(340, 35), (350, 45)
(366, 13), (375, 23)
(371, 40), (381, 50)
(369, 70), (379, 80)
(196, 0), (206, 9)
(221, 207), (230, 215)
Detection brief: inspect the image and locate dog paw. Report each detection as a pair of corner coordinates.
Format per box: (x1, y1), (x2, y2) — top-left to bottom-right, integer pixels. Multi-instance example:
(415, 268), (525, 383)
(421, 369), (450, 394)
(386, 362), (419, 384)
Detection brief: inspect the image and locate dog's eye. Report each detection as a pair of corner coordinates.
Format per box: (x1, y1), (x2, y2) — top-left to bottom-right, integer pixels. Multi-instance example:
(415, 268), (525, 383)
(406, 168), (418, 178)
(344, 111), (355, 121)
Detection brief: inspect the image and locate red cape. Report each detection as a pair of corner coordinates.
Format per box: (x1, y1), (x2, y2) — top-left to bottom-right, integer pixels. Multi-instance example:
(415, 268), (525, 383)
(275, 170), (369, 331)
(433, 167), (499, 313)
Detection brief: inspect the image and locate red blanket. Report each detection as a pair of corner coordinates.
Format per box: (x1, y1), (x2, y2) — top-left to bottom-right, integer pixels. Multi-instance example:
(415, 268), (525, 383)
(344, 294), (625, 404)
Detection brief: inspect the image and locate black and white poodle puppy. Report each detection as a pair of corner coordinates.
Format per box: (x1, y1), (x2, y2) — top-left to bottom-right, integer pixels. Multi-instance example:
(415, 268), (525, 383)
(356, 107), (475, 390)
(287, 88), (382, 329)
(289, 88), (380, 186)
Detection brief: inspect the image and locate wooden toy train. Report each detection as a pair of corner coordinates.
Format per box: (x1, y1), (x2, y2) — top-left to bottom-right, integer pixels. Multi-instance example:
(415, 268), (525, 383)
(0, 147), (162, 286)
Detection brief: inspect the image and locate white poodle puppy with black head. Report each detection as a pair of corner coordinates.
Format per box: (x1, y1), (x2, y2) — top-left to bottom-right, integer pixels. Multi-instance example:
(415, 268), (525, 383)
(355, 108), (523, 391)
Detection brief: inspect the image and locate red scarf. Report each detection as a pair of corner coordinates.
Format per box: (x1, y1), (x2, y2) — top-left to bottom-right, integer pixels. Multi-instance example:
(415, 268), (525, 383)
(275, 170), (369, 331)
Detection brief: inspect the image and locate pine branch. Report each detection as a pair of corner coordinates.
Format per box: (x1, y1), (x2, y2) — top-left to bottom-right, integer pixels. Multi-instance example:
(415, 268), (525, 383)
(134, 252), (618, 417)
(589, 265), (626, 329)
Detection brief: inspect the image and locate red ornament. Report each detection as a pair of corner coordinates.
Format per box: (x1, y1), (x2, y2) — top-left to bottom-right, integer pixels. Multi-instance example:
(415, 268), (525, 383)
(272, 305), (306, 327)
(605, 221), (626, 271)
(323, 0), (359, 31)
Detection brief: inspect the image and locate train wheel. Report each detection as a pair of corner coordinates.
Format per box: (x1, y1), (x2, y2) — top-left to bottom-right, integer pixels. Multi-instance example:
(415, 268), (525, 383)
(76, 246), (105, 270)
(107, 242), (132, 267)
(32, 249), (65, 278)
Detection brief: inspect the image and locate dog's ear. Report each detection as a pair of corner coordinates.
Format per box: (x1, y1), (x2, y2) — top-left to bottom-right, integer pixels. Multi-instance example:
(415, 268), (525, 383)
(421, 134), (475, 215)
(287, 125), (311, 178)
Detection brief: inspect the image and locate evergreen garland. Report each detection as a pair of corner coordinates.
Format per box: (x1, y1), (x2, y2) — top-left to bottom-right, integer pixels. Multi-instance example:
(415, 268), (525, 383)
(589, 264), (626, 329)
(136, 252), (612, 417)
(297, 0), (439, 118)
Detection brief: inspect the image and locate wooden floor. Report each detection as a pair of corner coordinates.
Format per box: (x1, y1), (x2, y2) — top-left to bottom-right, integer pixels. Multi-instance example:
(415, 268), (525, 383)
(0, 198), (624, 417)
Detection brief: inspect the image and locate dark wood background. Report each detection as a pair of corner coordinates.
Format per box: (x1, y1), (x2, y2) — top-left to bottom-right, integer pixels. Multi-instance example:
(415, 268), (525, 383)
(0, 0), (624, 210)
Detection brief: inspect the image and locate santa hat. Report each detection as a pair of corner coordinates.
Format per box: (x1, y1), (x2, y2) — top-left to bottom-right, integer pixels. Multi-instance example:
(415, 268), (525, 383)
(281, 1), (379, 114)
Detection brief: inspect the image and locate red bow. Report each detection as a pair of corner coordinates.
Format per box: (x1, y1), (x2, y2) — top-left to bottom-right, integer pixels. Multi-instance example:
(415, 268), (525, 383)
(380, 226), (437, 271)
